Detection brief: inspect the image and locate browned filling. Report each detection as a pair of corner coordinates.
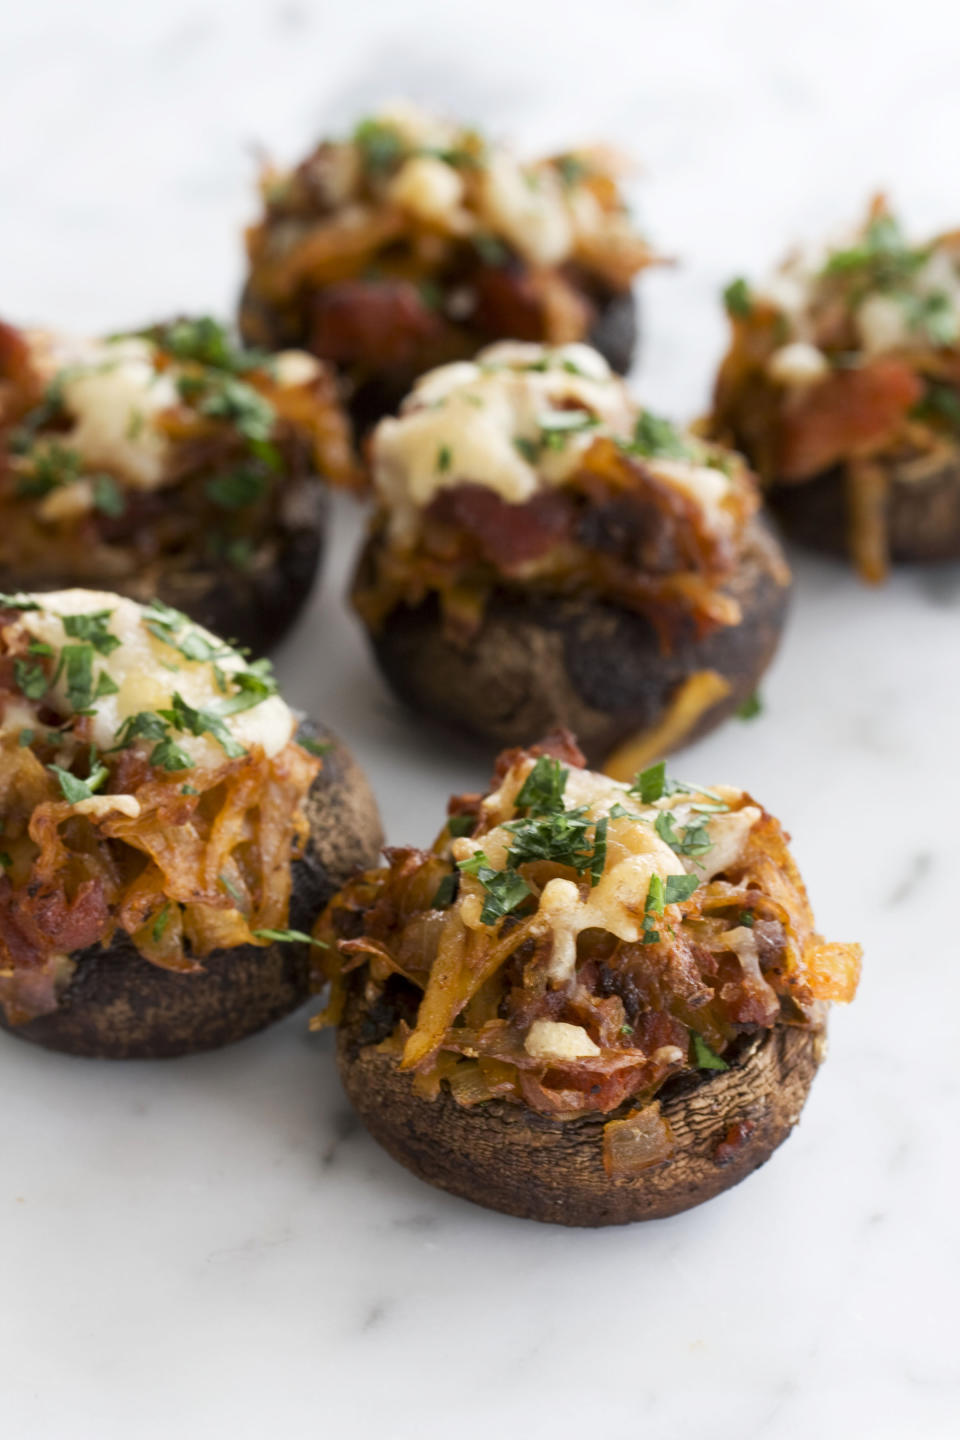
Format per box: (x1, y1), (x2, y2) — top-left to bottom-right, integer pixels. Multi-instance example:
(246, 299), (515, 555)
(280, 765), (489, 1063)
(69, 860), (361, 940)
(0, 614), (320, 1025)
(315, 734), (860, 1125)
(0, 318), (358, 593)
(354, 437), (763, 645)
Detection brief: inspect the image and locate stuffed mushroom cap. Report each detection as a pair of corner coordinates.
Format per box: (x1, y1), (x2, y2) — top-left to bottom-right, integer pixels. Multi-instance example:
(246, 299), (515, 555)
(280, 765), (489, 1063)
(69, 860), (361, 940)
(239, 102), (658, 427)
(711, 195), (960, 581)
(352, 340), (791, 768)
(0, 588), (381, 1057)
(320, 732), (861, 1225)
(0, 316), (359, 651)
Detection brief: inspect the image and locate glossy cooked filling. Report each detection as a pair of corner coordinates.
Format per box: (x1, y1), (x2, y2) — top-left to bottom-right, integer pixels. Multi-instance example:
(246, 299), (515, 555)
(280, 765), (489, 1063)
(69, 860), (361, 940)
(354, 344), (765, 644)
(0, 591), (321, 1024)
(317, 734), (860, 1168)
(242, 104), (657, 376)
(0, 316), (357, 593)
(712, 197), (960, 578)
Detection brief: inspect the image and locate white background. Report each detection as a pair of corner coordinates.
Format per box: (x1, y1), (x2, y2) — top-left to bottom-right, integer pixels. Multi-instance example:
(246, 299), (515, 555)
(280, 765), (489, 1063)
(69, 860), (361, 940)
(2, 3), (959, 1436)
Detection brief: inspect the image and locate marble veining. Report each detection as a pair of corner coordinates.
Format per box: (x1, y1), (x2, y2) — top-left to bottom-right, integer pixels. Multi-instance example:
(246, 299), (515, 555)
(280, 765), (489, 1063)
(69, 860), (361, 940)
(2, 2), (960, 1437)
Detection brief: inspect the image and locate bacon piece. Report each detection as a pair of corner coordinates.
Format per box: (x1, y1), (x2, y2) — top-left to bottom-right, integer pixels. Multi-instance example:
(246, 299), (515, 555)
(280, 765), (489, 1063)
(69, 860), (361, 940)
(310, 280), (450, 371)
(427, 484), (572, 568)
(778, 359), (923, 480)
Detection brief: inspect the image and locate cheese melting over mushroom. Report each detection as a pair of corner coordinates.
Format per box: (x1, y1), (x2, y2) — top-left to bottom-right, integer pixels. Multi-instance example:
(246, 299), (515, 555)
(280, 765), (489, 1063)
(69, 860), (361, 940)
(5, 590), (294, 767)
(22, 329), (320, 498)
(372, 341), (735, 544)
(454, 755), (760, 985)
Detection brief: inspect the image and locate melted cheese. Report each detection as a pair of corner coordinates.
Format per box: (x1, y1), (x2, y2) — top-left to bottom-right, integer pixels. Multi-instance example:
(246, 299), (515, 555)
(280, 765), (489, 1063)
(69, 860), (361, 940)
(478, 153), (573, 266)
(458, 757), (760, 985)
(23, 329), (317, 504)
(372, 341), (731, 543)
(524, 1019), (600, 1062)
(11, 590), (294, 765)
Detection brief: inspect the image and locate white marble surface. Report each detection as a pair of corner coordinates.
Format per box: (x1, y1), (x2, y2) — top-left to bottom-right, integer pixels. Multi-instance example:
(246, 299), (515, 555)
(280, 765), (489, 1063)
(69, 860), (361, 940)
(2, 2), (960, 1436)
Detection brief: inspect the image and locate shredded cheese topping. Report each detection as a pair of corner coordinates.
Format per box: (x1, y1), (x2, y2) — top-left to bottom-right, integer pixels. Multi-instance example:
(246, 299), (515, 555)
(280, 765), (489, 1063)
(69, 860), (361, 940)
(4, 589), (294, 766)
(452, 754), (760, 985)
(371, 341), (736, 543)
(21, 327), (321, 500)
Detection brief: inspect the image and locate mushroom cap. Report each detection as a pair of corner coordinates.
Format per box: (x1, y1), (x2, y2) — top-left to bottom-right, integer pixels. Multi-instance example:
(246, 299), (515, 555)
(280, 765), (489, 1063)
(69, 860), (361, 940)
(359, 513), (790, 766)
(0, 723), (382, 1059)
(337, 979), (825, 1226)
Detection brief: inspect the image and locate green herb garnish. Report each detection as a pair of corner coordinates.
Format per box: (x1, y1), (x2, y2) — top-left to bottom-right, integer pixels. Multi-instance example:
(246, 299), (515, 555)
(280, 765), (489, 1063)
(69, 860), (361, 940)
(253, 927), (327, 947)
(692, 1033), (729, 1071)
(48, 760), (109, 804)
(736, 691), (763, 721)
(723, 277), (753, 318)
(627, 410), (690, 460)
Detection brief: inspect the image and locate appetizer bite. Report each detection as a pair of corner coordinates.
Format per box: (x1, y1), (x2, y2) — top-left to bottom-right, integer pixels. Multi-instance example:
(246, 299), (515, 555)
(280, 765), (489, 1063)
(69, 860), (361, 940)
(711, 197), (960, 581)
(352, 341), (790, 773)
(0, 589), (381, 1058)
(319, 733), (860, 1226)
(239, 102), (657, 429)
(0, 316), (358, 652)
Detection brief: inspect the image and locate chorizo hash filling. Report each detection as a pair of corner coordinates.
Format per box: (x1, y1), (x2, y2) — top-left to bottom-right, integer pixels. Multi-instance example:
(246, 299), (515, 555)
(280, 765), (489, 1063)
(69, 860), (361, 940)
(0, 590), (321, 1025)
(353, 341), (768, 645)
(317, 733), (860, 1167)
(242, 102), (657, 384)
(712, 196), (960, 580)
(0, 315), (357, 596)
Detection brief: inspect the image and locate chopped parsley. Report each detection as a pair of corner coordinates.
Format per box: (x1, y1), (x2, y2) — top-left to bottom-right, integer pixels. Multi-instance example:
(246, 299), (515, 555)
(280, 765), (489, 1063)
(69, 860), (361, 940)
(13, 659), (49, 700)
(513, 755), (568, 816)
(299, 736), (332, 758)
(62, 611), (121, 656)
(16, 443), (82, 499)
(554, 153), (591, 187)
(538, 409), (599, 450)
(431, 871), (459, 909)
(149, 735), (195, 772)
(205, 465), (268, 510)
(627, 410), (690, 460)
(691, 1033), (729, 1071)
(91, 474), (126, 517)
(48, 759), (109, 804)
(149, 316), (271, 375)
(219, 872), (245, 907)
(158, 692), (246, 759)
(151, 905), (172, 943)
(739, 910), (756, 928)
(457, 852), (532, 926)
(17, 728), (34, 747)
(447, 813), (475, 838)
(436, 444), (453, 474)
(654, 810), (713, 858)
(736, 691), (763, 721)
(723, 277), (753, 318)
(628, 761), (726, 809)
(182, 373), (276, 444)
(821, 213), (924, 288)
(253, 927), (328, 948)
(514, 436), (540, 463)
(353, 117), (406, 173)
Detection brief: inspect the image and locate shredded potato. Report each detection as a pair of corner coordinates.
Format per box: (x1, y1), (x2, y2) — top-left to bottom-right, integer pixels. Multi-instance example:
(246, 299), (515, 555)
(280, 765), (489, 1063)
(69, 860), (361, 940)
(315, 737), (861, 1121)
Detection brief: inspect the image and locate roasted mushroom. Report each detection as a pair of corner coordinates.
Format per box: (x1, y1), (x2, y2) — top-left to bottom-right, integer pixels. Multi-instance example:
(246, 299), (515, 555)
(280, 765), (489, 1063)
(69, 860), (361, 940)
(318, 732), (861, 1226)
(0, 316), (359, 653)
(710, 196), (960, 581)
(0, 589), (381, 1058)
(352, 341), (791, 772)
(239, 102), (658, 430)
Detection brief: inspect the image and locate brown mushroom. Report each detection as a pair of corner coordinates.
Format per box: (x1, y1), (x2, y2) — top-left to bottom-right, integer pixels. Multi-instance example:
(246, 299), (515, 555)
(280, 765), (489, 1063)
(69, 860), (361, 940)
(337, 980), (824, 1227)
(0, 724), (382, 1060)
(358, 513), (788, 770)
